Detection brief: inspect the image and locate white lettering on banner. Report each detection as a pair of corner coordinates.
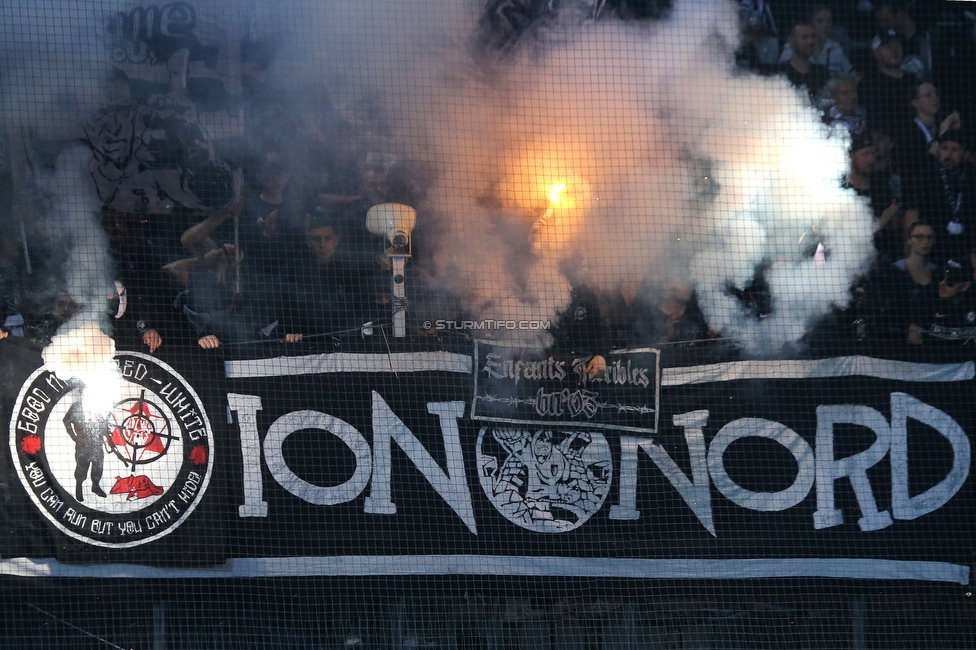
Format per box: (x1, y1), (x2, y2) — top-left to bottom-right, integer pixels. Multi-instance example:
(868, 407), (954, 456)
(890, 392), (971, 521)
(228, 393), (268, 517)
(814, 405), (892, 531)
(118, 359), (148, 381)
(364, 394), (476, 534)
(228, 388), (969, 534)
(264, 411), (372, 506)
(230, 391), (476, 532)
(707, 418), (817, 512)
(484, 356), (567, 383)
(610, 410), (715, 536)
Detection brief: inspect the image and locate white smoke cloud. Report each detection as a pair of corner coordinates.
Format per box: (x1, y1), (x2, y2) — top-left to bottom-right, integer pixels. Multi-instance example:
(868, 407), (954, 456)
(257, 0), (874, 353)
(40, 146), (119, 387)
(2, 0), (876, 355)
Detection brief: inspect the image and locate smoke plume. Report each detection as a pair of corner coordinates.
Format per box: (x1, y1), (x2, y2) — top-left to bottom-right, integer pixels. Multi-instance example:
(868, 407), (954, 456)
(2, 0), (121, 364)
(40, 145), (119, 385)
(257, 0), (874, 352)
(2, 0), (876, 355)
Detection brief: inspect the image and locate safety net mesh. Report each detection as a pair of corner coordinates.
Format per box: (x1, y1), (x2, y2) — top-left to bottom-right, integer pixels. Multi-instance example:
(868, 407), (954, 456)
(0, 0), (974, 648)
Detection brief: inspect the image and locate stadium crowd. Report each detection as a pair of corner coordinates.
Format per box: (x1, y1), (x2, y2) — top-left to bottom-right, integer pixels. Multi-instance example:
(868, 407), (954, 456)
(1, 0), (976, 358)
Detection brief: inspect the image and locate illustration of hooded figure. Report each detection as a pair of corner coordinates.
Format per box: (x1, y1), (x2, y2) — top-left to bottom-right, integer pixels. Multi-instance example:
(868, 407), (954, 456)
(63, 388), (110, 502)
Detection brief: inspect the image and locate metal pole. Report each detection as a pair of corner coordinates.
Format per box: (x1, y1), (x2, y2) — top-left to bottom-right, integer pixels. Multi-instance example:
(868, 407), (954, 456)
(19, 221), (31, 274)
(232, 168), (243, 297)
(153, 601), (166, 650)
(851, 595), (866, 650)
(391, 255), (407, 337)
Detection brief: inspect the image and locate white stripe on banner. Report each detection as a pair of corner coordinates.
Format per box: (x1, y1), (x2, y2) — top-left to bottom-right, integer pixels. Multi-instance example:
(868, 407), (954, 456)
(662, 356), (975, 386)
(0, 557), (967, 584)
(226, 352), (975, 383)
(225, 351), (473, 378)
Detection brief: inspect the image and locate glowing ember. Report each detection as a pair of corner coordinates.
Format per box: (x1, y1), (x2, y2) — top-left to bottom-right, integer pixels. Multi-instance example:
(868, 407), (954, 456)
(548, 182), (567, 205)
(528, 173), (591, 257)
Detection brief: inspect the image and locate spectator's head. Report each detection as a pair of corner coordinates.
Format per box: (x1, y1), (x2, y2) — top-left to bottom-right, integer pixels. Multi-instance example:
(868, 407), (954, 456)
(257, 156), (290, 204)
(360, 167), (390, 205)
(869, 129), (896, 172)
(787, 20), (818, 60)
(305, 217), (339, 265)
(939, 130), (969, 173)
(99, 210), (145, 252)
(871, 31), (903, 71)
(874, 2), (899, 33)
(50, 291), (81, 324)
(849, 133), (876, 173)
(906, 220), (935, 258)
(808, 4), (832, 40)
(875, 1), (913, 35)
(213, 245), (244, 284)
(910, 82), (941, 121)
(828, 75), (860, 115)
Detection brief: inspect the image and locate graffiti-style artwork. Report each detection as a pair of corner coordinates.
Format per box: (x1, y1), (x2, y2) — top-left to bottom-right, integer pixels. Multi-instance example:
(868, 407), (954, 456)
(108, 3), (219, 68)
(103, 2), (244, 157)
(104, 391), (175, 500)
(477, 427), (612, 533)
(478, 0), (561, 54)
(84, 96), (232, 213)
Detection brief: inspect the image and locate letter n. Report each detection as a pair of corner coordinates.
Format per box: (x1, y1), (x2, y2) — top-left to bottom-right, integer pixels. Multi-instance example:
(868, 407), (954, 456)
(609, 410), (715, 536)
(364, 392), (477, 534)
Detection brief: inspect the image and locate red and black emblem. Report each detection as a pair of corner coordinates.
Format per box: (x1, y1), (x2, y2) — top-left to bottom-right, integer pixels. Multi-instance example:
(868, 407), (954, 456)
(10, 352), (213, 548)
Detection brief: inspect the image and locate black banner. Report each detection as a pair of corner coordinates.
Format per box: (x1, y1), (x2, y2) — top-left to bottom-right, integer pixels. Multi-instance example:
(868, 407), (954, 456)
(1, 340), (973, 584)
(472, 343), (660, 433)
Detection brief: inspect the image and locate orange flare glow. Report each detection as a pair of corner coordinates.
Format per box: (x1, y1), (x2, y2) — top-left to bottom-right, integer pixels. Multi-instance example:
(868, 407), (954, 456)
(548, 182), (567, 205)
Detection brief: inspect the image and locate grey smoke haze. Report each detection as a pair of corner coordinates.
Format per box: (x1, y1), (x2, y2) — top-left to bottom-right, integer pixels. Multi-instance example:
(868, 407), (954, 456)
(1, 0), (124, 139)
(2, 1), (122, 377)
(255, 0), (875, 352)
(2, 0), (876, 354)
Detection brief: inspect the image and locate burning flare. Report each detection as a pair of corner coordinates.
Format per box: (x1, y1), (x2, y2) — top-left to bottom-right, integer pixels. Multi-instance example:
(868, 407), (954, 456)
(548, 182), (567, 205)
(530, 176), (589, 255)
(43, 320), (123, 416)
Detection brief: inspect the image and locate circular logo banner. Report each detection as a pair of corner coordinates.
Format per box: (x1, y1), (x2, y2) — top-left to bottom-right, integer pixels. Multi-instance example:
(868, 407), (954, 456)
(10, 352), (213, 548)
(476, 427), (612, 533)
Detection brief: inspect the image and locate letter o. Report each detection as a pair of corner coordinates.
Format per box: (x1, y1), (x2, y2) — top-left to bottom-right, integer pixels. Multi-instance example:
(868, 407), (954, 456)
(707, 418), (815, 512)
(263, 410), (372, 505)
